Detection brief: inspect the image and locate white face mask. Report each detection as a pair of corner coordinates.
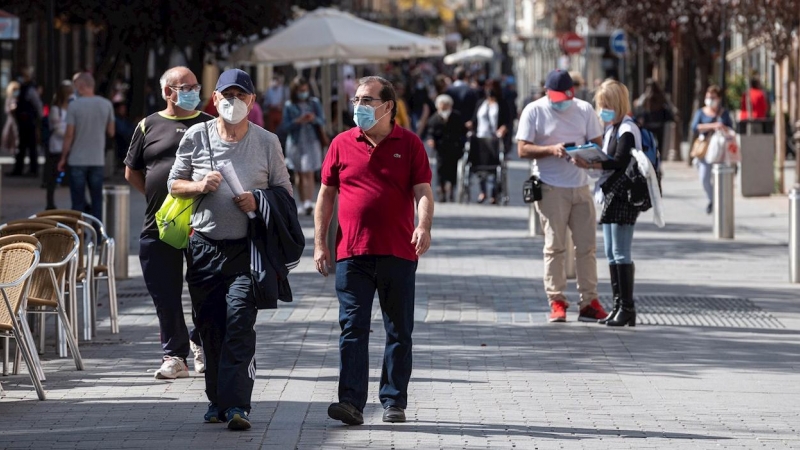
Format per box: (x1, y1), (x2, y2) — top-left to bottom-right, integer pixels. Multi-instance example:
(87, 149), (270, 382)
(439, 110), (451, 120)
(704, 97), (718, 108)
(218, 97), (250, 124)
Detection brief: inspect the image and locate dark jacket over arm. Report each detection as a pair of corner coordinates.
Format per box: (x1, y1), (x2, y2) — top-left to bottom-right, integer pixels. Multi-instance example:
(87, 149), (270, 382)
(248, 188), (305, 310)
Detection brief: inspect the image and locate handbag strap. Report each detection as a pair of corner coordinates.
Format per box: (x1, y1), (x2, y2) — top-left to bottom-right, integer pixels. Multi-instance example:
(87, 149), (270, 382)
(179, 120), (217, 217)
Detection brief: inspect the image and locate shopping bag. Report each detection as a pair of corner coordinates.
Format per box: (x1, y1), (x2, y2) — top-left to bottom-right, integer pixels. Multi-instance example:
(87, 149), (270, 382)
(155, 194), (195, 249)
(726, 134), (741, 163)
(704, 130), (727, 164)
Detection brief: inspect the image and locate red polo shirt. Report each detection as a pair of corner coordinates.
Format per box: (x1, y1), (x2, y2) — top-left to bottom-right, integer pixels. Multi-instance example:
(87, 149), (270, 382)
(322, 124), (432, 262)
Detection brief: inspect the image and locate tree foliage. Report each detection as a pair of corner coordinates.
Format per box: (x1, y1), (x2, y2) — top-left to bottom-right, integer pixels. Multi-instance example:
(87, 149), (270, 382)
(730, 0), (800, 61)
(3, 0), (332, 114)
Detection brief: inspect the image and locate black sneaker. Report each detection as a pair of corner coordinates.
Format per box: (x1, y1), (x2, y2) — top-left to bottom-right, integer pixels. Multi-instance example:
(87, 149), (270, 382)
(382, 406), (406, 423)
(327, 402), (364, 425)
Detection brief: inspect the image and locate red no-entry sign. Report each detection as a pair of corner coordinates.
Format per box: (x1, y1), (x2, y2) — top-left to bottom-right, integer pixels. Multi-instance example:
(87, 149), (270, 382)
(559, 32), (585, 55)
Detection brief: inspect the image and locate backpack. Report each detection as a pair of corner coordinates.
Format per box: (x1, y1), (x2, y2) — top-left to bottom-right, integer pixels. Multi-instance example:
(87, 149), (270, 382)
(639, 127), (660, 173)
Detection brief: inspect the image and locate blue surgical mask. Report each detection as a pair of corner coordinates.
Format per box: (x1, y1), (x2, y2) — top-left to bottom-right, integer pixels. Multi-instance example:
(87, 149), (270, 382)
(297, 91), (310, 101)
(550, 99), (573, 112)
(353, 102), (388, 131)
(599, 109), (616, 122)
(175, 90), (200, 110)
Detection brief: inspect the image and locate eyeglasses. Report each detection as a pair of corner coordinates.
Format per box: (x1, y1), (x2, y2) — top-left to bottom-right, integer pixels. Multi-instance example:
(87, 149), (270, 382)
(169, 84), (202, 93)
(351, 96), (382, 106)
(220, 91), (252, 101)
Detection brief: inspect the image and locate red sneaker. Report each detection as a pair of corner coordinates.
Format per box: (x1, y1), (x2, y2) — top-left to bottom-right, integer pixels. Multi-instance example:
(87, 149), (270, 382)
(578, 299), (609, 323)
(548, 300), (567, 323)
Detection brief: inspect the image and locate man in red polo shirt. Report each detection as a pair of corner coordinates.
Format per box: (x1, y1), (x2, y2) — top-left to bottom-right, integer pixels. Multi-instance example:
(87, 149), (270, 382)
(314, 75), (434, 426)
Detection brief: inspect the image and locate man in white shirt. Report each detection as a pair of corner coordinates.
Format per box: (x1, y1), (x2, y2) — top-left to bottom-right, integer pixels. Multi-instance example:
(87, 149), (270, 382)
(516, 69), (607, 323)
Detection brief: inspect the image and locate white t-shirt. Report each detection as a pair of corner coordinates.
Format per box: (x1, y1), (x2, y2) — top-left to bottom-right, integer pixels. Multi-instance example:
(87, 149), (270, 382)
(515, 97), (604, 187)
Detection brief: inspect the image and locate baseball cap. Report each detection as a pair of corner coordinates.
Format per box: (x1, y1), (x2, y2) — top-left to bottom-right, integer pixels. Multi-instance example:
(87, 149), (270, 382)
(545, 69), (574, 103)
(215, 69), (254, 94)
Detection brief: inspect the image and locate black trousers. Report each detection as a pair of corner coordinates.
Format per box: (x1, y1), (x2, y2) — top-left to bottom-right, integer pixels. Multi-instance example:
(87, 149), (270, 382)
(139, 233), (200, 360)
(185, 232), (257, 413)
(13, 123), (38, 174)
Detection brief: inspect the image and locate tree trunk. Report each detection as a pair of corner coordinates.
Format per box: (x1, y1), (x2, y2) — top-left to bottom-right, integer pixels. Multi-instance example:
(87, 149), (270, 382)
(128, 42), (149, 121)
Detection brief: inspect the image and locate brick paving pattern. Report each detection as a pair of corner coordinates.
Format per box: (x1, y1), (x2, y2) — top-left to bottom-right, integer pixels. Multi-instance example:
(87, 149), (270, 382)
(1, 159), (799, 449)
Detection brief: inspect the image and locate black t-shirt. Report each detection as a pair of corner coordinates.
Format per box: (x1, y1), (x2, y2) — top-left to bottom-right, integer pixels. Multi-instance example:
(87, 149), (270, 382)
(124, 111), (213, 235)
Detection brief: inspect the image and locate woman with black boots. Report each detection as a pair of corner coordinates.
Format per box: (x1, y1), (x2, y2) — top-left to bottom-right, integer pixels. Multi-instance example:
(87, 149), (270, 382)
(571, 79), (640, 327)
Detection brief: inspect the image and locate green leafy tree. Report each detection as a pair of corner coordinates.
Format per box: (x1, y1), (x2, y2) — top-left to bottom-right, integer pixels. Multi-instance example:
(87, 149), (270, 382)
(3, 0), (332, 116)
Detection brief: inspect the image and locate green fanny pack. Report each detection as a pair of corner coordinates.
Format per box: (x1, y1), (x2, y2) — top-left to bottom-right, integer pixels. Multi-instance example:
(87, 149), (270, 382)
(155, 194), (197, 249)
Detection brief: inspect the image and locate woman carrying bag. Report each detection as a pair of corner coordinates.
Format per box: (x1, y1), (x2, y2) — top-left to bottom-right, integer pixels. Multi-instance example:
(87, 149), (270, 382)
(689, 85), (733, 214)
(572, 80), (642, 327)
(281, 76), (326, 216)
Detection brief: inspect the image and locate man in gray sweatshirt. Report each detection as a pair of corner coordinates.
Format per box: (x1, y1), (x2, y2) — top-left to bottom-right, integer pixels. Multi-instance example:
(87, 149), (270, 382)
(168, 69), (292, 431)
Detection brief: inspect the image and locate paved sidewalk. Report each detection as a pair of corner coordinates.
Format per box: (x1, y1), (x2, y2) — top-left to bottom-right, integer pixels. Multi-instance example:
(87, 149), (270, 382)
(1, 159), (799, 449)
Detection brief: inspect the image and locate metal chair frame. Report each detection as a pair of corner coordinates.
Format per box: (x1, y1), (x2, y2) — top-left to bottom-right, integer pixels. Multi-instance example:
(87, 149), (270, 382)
(0, 241), (45, 400)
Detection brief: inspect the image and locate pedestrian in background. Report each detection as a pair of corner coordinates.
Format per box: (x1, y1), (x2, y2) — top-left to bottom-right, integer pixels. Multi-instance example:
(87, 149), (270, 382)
(392, 81), (412, 129)
(57, 72), (115, 220)
(739, 77), (769, 121)
(690, 85), (733, 214)
(469, 78), (511, 204)
(263, 74), (289, 132)
(281, 76), (325, 216)
(516, 69), (607, 323)
(124, 67), (211, 380)
(574, 79), (641, 327)
(44, 80), (73, 210)
(424, 94), (465, 202)
(408, 75), (434, 135)
(1, 81), (20, 155)
(446, 67), (480, 127)
(315, 75), (433, 426)
(169, 69), (292, 430)
(634, 78), (673, 161)
(9, 67), (43, 177)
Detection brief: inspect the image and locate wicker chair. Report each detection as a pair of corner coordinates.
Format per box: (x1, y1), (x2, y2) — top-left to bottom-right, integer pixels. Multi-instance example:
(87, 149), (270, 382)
(25, 229), (84, 371)
(33, 210), (118, 337)
(30, 215), (96, 341)
(0, 234), (49, 379)
(0, 223), (53, 238)
(0, 240), (45, 400)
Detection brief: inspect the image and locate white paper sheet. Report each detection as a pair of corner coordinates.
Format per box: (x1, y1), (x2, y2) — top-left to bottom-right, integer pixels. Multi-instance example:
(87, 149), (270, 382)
(217, 161), (256, 219)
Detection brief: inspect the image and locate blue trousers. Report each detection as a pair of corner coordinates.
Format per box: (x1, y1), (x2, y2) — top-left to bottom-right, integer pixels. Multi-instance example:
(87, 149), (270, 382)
(602, 223), (635, 264)
(68, 165), (103, 220)
(185, 233), (257, 413)
(139, 233), (199, 360)
(336, 256), (417, 411)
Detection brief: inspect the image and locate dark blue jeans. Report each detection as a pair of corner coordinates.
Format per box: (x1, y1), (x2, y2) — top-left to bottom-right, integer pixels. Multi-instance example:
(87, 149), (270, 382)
(139, 233), (200, 360)
(68, 165), (103, 219)
(336, 255), (417, 411)
(185, 233), (257, 413)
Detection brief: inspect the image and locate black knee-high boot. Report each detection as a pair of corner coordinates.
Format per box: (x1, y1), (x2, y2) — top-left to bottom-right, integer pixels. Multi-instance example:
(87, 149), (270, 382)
(598, 264), (619, 325)
(607, 263), (635, 327)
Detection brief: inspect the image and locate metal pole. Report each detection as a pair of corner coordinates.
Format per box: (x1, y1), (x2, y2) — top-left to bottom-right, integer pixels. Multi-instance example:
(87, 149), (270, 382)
(790, 187), (800, 283)
(565, 230), (576, 280)
(713, 163), (735, 239)
(528, 162), (543, 237)
(719, 7), (727, 97)
(528, 204), (543, 237)
(102, 185), (130, 279)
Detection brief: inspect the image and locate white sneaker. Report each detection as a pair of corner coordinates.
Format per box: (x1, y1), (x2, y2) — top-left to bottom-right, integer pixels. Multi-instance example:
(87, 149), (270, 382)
(154, 356), (190, 379)
(297, 205), (305, 215)
(191, 341), (206, 374)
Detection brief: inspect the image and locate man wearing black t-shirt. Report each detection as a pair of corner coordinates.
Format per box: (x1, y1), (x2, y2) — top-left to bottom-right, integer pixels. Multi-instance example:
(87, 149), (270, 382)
(124, 67), (212, 379)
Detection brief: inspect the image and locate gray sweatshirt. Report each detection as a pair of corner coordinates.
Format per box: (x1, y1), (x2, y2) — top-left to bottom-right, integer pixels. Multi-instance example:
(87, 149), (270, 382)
(168, 120), (292, 240)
